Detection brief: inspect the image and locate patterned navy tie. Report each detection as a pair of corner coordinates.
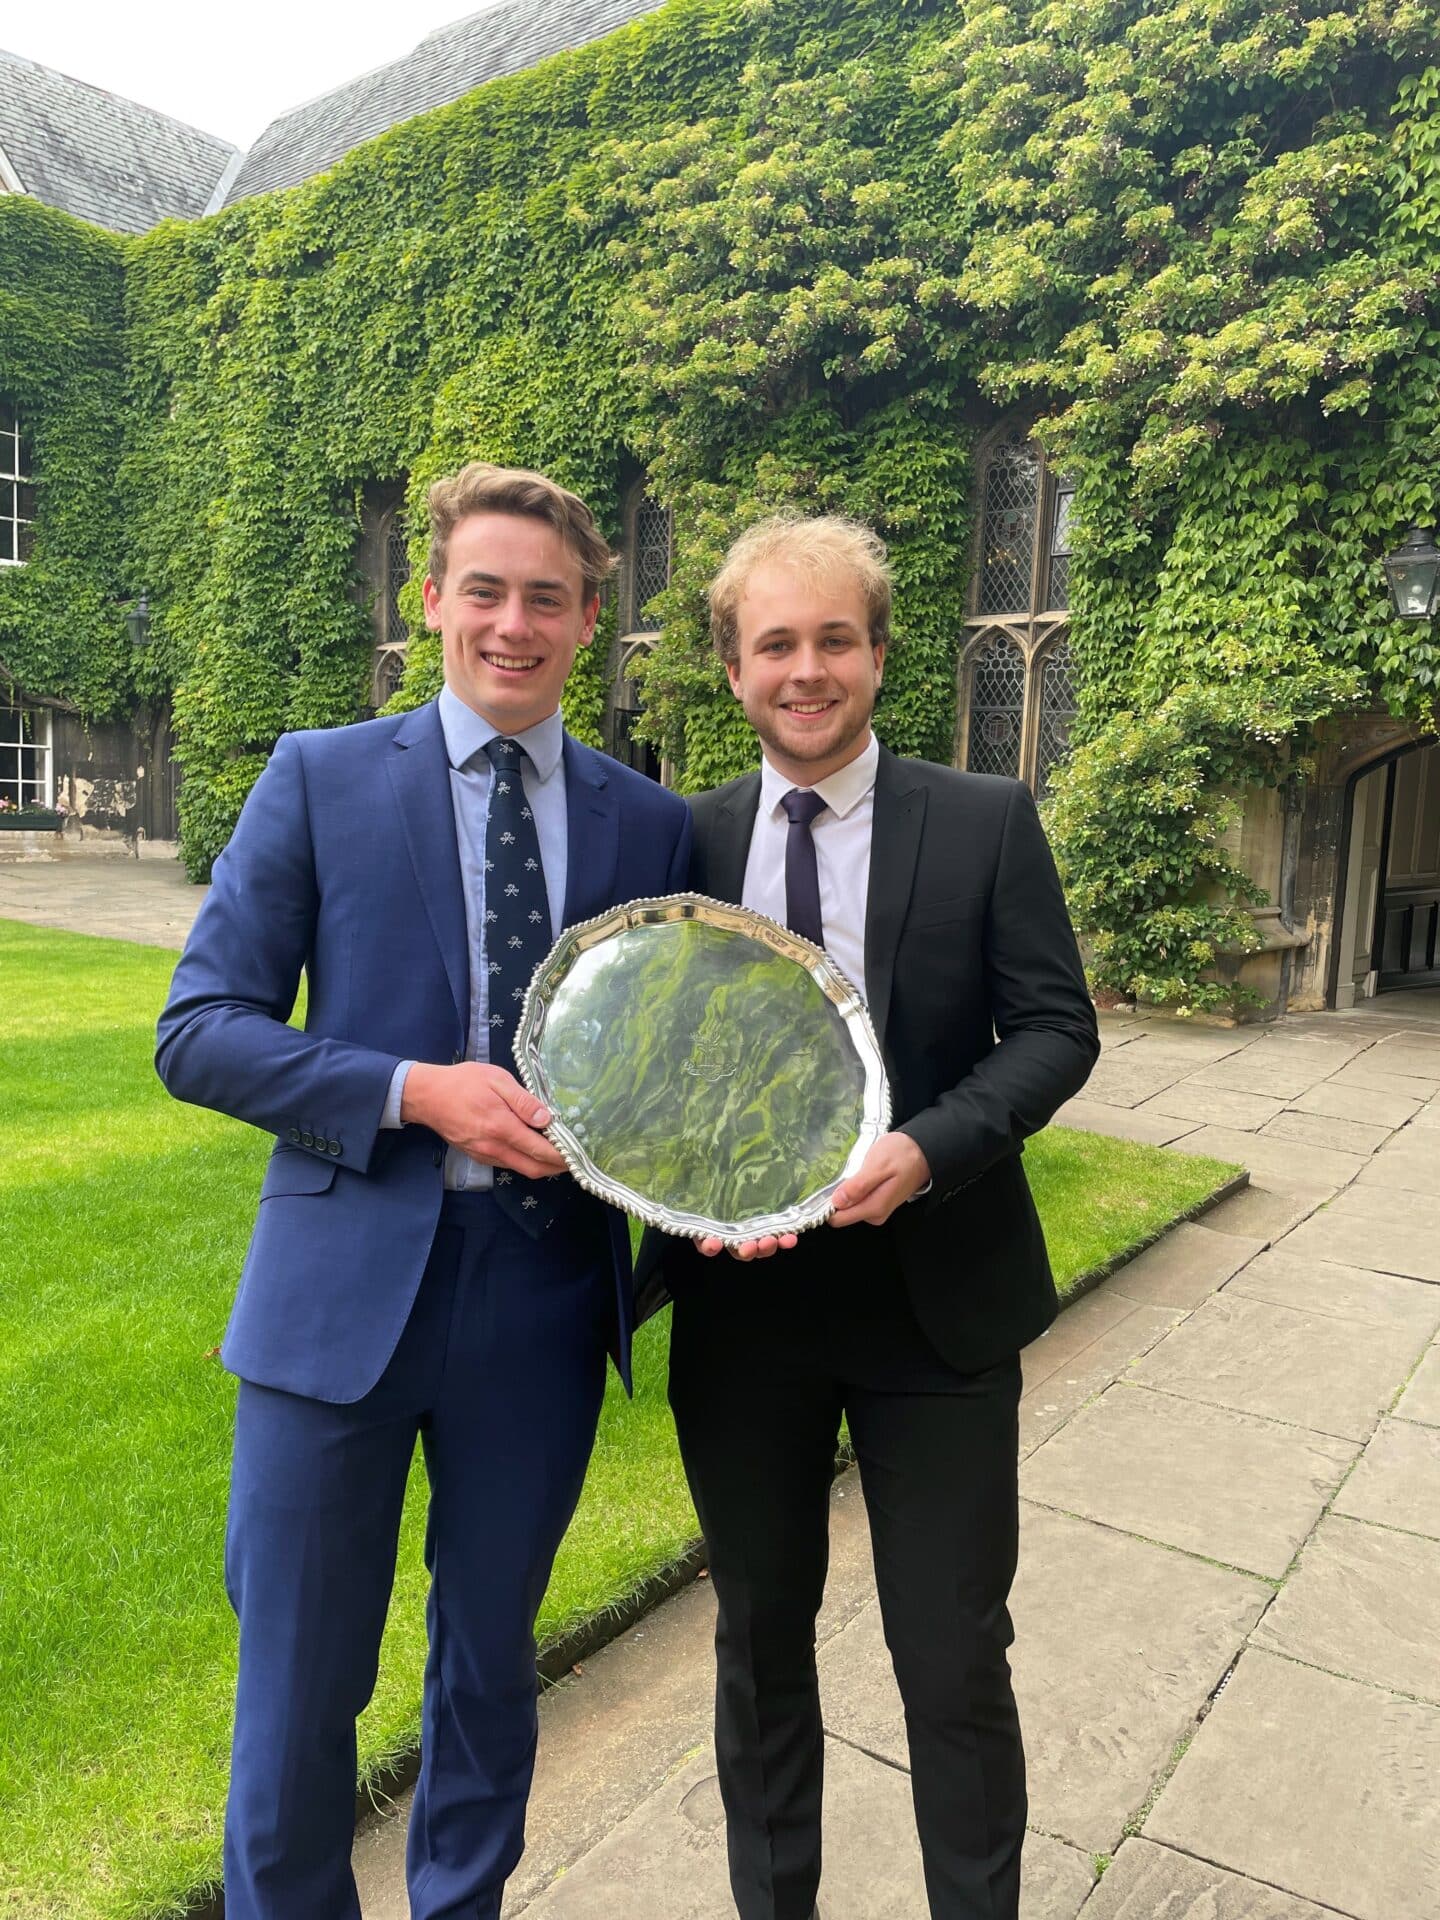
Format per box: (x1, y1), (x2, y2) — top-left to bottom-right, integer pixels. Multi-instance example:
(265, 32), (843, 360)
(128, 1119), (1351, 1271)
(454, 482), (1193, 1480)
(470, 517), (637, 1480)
(780, 787), (828, 949)
(482, 736), (558, 1235)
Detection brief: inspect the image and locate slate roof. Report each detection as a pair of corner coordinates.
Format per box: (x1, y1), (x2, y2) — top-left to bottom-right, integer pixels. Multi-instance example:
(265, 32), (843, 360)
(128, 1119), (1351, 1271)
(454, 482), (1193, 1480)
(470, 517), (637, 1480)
(223, 0), (665, 206)
(0, 49), (238, 235)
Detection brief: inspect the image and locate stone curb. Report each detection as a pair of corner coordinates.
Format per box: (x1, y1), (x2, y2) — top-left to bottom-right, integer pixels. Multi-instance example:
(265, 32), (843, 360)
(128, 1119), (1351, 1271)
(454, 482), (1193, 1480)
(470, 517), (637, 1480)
(173, 1162), (1249, 1920)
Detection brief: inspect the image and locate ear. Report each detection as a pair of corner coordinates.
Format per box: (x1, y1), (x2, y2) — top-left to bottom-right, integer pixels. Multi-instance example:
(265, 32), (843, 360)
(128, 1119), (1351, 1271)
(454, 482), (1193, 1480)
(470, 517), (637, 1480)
(578, 592), (600, 648)
(422, 575), (443, 632)
(725, 658), (744, 700)
(873, 640), (886, 687)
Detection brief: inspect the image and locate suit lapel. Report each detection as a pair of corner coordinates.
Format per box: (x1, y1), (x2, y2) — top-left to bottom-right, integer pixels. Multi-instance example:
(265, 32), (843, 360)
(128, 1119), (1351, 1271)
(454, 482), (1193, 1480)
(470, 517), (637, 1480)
(387, 702), (469, 1033)
(706, 773), (761, 905)
(865, 746), (926, 1044)
(561, 735), (619, 926)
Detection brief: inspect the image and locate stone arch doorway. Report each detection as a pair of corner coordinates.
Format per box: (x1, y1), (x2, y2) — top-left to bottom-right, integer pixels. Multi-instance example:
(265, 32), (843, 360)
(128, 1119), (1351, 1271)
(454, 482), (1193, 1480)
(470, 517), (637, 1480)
(1332, 736), (1440, 1006)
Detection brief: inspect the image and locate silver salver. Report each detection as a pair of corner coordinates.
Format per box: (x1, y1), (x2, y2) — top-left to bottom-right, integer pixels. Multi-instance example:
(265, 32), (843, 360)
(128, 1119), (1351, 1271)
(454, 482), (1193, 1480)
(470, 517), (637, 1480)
(515, 893), (892, 1246)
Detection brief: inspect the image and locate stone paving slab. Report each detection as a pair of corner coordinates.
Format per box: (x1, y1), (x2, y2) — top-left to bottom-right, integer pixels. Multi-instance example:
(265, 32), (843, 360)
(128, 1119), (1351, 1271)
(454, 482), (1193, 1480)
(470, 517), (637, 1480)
(517, 1741), (932, 1918)
(1166, 1124), (1364, 1192)
(1016, 1833), (1099, 1920)
(1327, 1059), (1440, 1101)
(1354, 1133), (1440, 1198)
(1412, 1095), (1440, 1128)
(1360, 1031), (1440, 1074)
(1197, 1181), (1331, 1244)
(1019, 1300), (1186, 1459)
(1082, 1838), (1345, 1920)
(1287, 1077), (1424, 1129)
(1332, 1417), (1440, 1541)
(1252, 1513), (1440, 1706)
(1135, 1082), (1286, 1131)
(1102, 1222), (1264, 1311)
(1281, 1184), (1440, 1284)
(1099, 1028), (1257, 1065)
(1147, 1649), (1440, 1920)
(1223, 1248), (1440, 1339)
(1079, 1053), (1196, 1109)
(1019, 1383), (1356, 1579)
(1183, 1038), (1373, 1099)
(1129, 1293), (1425, 1441)
(820, 1505), (1269, 1857)
(1396, 1341), (1440, 1426)
(1049, 1098), (1199, 1146)
(1259, 1107), (1394, 1157)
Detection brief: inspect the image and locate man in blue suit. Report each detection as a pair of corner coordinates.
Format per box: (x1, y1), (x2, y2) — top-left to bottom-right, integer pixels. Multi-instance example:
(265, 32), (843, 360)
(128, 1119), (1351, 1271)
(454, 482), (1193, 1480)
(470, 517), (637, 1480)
(156, 463), (691, 1920)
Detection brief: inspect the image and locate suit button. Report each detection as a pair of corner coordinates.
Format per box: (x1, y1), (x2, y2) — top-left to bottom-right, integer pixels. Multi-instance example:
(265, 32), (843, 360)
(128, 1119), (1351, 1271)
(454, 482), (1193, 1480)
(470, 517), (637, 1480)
(301, 1130), (314, 1148)
(287, 1127), (301, 1145)
(433, 1146), (444, 1167)
(329, 1139), (342, 1156)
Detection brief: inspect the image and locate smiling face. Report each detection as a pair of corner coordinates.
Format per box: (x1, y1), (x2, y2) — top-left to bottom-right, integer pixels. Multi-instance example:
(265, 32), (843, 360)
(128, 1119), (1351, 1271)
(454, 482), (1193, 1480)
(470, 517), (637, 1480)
(726, 560), (885, 786)
(423, 511), (598, 734)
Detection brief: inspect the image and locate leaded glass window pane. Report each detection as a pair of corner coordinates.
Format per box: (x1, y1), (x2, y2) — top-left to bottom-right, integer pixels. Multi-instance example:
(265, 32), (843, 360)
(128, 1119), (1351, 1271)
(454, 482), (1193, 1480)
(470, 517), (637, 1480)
(966, 636), (1026, 778)
(631, 495), (672, 631)
(385, 517), (410, 648)
(1035, 641), (1077, 796)
(977, 443), (1039, 615)
(1047, 481), (1074, 611)
(377, 649), (407, 705)
(0, 409), (33, 565)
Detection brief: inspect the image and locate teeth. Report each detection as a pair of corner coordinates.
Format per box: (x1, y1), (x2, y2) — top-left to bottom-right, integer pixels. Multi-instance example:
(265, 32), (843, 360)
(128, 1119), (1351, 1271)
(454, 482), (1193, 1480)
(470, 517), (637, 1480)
(787, 702), (833, 714)
(483, 654), (540, 671)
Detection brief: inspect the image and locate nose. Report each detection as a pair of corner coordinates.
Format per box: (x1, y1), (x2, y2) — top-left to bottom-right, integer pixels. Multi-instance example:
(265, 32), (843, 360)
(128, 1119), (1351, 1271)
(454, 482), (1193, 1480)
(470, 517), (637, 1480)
(788, 643), (829, 683)
(494, 592), (532, 641)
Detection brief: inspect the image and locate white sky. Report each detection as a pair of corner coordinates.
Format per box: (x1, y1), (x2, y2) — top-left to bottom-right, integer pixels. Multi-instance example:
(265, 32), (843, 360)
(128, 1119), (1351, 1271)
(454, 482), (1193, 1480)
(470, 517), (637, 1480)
(7, 0), (498, 148)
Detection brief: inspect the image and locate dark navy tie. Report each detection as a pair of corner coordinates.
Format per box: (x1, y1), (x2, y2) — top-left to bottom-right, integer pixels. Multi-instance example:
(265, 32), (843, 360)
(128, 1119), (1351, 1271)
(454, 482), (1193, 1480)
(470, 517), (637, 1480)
(483, 736), (557, 1235)
(780, 787), (828, 950)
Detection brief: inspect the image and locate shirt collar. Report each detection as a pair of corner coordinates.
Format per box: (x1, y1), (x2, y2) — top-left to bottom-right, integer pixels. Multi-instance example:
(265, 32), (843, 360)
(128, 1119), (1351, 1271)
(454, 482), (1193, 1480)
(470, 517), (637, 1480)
(438, 685), (565, 781)
(759, 732), (879, 823)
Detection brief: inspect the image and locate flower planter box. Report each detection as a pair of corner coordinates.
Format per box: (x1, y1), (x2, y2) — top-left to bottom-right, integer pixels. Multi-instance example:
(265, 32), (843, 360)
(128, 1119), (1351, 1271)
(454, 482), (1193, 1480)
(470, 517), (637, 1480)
(0, 812), (64, 832)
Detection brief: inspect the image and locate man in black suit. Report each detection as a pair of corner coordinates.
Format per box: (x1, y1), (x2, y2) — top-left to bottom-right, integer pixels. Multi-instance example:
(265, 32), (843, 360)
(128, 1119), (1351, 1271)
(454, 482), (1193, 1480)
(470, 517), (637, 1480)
(651, 516), (1099, 1920)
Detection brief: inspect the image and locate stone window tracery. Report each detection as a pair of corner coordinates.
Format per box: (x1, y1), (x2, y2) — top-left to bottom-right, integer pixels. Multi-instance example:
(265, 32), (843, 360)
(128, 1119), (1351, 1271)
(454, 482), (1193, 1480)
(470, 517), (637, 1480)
(958, 431), (1076, 793)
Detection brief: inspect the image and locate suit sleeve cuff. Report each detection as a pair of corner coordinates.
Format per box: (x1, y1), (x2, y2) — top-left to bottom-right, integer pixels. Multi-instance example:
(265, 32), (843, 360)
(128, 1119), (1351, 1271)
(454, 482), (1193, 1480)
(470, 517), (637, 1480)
(381, 1059), (416, 1130)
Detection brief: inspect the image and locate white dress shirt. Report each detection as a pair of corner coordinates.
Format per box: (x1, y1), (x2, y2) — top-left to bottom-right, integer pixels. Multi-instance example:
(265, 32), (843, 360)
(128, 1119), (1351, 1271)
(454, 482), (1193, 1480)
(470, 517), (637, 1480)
(740, 733), (878, 1002)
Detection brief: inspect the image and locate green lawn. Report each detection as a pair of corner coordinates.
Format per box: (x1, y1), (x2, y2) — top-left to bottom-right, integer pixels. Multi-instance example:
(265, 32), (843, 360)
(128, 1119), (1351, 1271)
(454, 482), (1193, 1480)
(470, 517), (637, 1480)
(0, 919), (1237, 1918)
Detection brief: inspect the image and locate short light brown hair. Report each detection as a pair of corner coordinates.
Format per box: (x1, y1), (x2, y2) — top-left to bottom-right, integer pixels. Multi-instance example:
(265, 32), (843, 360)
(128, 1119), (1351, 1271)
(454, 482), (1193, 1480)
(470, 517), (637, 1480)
(426, 462), (615, 599)
(709, 514), (892, 665)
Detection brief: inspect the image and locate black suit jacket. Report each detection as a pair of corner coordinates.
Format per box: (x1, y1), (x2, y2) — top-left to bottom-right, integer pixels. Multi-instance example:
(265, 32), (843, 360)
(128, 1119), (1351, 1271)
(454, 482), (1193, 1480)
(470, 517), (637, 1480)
(642, 746), (1100, 1373)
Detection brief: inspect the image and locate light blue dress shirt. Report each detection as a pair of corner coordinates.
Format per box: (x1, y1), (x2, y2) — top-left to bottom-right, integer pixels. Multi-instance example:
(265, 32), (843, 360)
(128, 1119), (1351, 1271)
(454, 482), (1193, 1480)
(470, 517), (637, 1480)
(382, 686), (569, 1191)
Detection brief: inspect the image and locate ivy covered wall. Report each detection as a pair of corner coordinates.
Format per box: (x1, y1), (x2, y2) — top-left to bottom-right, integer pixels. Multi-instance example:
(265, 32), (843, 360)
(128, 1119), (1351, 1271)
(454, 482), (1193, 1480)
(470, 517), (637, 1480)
(0, 198), (129, 715)
(4, 0), (1438, 1005)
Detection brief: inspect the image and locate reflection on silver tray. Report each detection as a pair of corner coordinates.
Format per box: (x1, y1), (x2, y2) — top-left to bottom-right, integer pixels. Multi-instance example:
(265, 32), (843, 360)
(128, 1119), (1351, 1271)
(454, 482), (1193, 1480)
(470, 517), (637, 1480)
(515, 893), (892, 1245)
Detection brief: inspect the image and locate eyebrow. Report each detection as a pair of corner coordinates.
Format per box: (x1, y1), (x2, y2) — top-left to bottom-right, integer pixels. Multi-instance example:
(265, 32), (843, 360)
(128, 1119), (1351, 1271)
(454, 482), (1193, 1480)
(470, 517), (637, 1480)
(455, 570), (572, 594)
(752, 618), (863, 642)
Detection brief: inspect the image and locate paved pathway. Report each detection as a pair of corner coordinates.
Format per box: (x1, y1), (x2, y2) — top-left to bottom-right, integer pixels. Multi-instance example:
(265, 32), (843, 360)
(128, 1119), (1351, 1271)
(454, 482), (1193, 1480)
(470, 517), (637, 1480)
(354, 1002), (1440, 1920)
(0, 846), (203, 949)
(6, 862), (1439, 1915)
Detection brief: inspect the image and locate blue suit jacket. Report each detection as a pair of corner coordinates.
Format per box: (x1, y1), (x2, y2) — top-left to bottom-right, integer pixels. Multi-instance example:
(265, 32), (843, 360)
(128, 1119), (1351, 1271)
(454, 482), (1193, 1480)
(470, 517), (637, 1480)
(156, 701), (692, 1404)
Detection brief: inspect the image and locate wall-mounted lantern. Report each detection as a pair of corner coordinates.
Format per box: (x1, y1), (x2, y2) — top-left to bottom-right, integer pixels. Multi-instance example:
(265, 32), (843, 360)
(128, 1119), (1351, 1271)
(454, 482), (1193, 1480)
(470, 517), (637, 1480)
(1382, 528), (1440, 622)
(125, 591), (151, 647)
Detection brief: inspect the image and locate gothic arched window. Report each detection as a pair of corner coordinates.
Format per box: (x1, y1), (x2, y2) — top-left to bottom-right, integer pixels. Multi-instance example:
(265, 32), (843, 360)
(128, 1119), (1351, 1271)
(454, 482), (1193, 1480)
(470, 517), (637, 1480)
(958, 429), (1076, 791)
(965, 635), (1027, 779)
(977, 441), (1041, 615)
(626, 491), (672, 633)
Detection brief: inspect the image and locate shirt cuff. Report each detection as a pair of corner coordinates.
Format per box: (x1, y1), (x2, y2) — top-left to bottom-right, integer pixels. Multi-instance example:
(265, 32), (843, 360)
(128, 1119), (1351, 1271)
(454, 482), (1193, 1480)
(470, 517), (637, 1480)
(381, 1059), (416, 1130)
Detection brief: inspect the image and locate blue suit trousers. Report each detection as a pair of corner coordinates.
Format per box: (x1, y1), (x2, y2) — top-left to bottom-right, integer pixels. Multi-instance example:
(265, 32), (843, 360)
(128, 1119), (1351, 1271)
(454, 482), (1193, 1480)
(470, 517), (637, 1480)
(222, 1193), (610, 1920)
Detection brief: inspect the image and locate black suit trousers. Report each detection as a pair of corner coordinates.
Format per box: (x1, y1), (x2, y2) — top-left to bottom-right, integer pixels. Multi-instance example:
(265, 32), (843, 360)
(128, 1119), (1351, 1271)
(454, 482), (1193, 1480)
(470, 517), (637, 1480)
(666, 1231), (1026, 1920)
